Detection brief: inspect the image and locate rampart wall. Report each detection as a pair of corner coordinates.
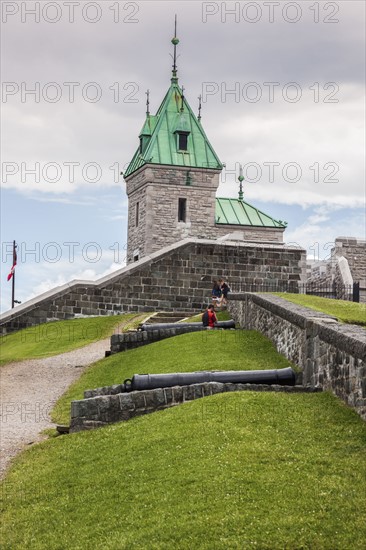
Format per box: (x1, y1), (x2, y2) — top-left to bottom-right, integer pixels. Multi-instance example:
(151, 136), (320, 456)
(0, 238), (305, 334)
(228, 294), (366, 420)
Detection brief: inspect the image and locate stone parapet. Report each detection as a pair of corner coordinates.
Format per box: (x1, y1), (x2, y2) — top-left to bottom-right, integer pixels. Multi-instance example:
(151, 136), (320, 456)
(0, 238), (306, 334)
(307, 237), (366, 302)
(110, 325), (205, 353)
(228, 293), (366, 420)
(70, 381), (321, 433)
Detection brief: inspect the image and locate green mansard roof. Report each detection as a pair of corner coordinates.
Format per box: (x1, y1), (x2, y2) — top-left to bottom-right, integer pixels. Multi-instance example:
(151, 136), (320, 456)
(216, 197), (286, 228)
(124, 81), (223, 178)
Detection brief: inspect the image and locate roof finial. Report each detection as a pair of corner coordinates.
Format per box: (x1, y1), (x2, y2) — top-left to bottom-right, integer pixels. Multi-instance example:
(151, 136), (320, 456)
(197, 94), (202, 122)
(238, 164), (244, 201)
(146, 89), (150, 116)
(171, 15), (179, 83)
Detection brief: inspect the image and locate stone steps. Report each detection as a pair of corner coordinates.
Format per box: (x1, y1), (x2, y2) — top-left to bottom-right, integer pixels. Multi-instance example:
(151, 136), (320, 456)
(145, 311), (196, 325)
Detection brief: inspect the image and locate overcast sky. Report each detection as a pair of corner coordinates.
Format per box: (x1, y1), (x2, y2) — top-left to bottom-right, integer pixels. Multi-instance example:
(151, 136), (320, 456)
(1, 0), (365, 312)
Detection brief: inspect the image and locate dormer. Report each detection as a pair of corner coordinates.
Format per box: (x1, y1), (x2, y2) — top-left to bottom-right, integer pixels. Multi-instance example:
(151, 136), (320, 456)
(173, 112), (190, 152)
(138, 115), (156, 155)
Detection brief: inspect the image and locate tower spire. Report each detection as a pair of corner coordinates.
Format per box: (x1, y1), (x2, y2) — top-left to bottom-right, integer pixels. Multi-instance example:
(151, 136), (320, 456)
(171, 15), (179, 83)
(197, 94), (202, 122)
(145, 89), (150, 116)
(238, 164), (244, 201)
(180, 85), (185, 112)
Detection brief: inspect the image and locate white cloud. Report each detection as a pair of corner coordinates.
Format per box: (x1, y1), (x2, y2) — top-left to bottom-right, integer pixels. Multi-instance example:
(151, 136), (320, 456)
(23, 260), (124, 305)
(215, 84), (365, 208)
(285, 208), (365, 260)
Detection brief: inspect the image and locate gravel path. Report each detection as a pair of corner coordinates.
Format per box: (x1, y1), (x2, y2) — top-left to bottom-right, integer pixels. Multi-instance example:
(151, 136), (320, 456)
(0, 337), (110, 479)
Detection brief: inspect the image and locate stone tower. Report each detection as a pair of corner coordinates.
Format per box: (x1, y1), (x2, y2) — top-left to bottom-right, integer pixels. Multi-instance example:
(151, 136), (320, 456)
(123, 27), (223, 264)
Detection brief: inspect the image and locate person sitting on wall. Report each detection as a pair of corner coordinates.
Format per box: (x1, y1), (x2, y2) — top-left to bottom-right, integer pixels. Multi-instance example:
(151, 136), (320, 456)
(217, 278), (231, 307)
(211, 280), (222, 307)
(202, 304), (217, 329)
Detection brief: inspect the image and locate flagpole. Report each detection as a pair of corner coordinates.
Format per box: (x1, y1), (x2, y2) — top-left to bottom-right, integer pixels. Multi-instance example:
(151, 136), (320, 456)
(11, 240), (15, 309)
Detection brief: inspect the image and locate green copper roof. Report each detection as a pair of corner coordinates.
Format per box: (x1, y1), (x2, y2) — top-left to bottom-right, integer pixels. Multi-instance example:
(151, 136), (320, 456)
(124, 82), (223, 178)
(215, 198), (286, 228)
(139, 115), (157, 136)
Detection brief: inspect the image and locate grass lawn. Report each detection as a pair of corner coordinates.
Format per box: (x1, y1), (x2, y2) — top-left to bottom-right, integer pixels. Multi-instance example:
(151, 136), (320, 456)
(276, 293), (366, 327)
(1, 391), (365, 549)
(52, 329), (295, 425)
(0, 314), (143, 366)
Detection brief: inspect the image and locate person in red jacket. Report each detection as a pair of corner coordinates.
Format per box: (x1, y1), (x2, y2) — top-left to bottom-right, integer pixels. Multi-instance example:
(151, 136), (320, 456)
(202, 304), (217, 329)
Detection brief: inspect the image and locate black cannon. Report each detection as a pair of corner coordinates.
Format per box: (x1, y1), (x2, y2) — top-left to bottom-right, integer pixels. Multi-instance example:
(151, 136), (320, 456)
(140, 320), (236, 331)
(122, 367), (296, 392)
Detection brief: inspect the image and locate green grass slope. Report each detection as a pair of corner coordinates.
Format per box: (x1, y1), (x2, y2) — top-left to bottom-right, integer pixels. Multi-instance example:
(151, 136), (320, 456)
(52, 330), (295, 424)
(276, 294), (366, 326)
(1, 392), (365, 549)
(0, 314), (142, 366)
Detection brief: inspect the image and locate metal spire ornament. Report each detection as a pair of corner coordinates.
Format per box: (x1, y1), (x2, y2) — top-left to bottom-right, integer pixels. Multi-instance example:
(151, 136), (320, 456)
(238, 164), (244, 201)
(197, 94), (202, 121)
(145, 89), (150, 116)
(171, 15), (179, 83)
(180, 85), (185, 112)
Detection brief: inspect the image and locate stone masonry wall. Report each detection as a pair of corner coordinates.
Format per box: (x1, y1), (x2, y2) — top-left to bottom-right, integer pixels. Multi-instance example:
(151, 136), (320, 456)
(147, 183), (217, 254)
(125, 165), (220, 263)
(110, 324), (205, 353)
(214, 225), (284, 244)
(0, 239), (306, 334)
(333, 237), (366, 282)
(70, 381), (321, 433)
(228, 293), (366, 420)
(124, 164), (284, 264)
(308, 237), (366, 302)
(127, 185), (148, 260)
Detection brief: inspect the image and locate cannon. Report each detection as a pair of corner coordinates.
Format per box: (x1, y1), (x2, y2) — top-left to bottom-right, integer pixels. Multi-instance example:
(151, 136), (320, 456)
(140, 319), (236, 331)
(122, 367), (296, 392)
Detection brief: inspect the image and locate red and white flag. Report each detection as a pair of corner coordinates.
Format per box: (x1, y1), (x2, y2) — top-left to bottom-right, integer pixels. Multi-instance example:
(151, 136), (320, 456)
(7, 247), (17, 281)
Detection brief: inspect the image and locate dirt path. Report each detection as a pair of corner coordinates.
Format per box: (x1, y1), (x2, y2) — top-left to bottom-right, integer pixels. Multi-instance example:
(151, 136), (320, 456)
(0, 337), (110, 479)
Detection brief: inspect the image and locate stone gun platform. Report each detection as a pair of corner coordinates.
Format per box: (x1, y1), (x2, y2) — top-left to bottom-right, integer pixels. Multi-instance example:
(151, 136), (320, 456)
(70, 379), (321, 433)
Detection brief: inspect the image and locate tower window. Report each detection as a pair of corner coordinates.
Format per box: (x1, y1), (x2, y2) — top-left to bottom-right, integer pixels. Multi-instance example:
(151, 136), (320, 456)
(178, 198), (187, 222)
(177, 132), (188, 151)
(135, 202), (139, 227)
(139, 136), (150, 154)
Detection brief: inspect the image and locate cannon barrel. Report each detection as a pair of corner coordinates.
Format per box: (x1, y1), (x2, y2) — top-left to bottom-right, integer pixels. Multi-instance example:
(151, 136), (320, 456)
(140, 320), (236, 331)
(122, 367), (296, 392)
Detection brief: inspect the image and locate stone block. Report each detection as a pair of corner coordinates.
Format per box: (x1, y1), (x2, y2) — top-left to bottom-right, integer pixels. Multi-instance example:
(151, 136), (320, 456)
(111, 334), (124, 345)
(131, 391), (147, 410)
(162, 387), (174, 404)
(172, 386), (183, 403)
(144, 388), (166, 409)
(119, 393), (136, 410)
(110, 384), (124, 395)
(210, 382), (225, 394)
(98, 395), (120, 417)
(71, 398), (98, 418)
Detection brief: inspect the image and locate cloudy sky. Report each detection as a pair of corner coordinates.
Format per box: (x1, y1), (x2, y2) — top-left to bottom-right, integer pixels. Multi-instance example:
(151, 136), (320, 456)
(1, 0), (365, 312)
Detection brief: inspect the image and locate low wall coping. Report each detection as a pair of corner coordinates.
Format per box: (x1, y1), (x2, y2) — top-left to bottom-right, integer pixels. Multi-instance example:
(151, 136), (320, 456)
(229, 293), (366, 359)
(230, 293), (336, 329)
